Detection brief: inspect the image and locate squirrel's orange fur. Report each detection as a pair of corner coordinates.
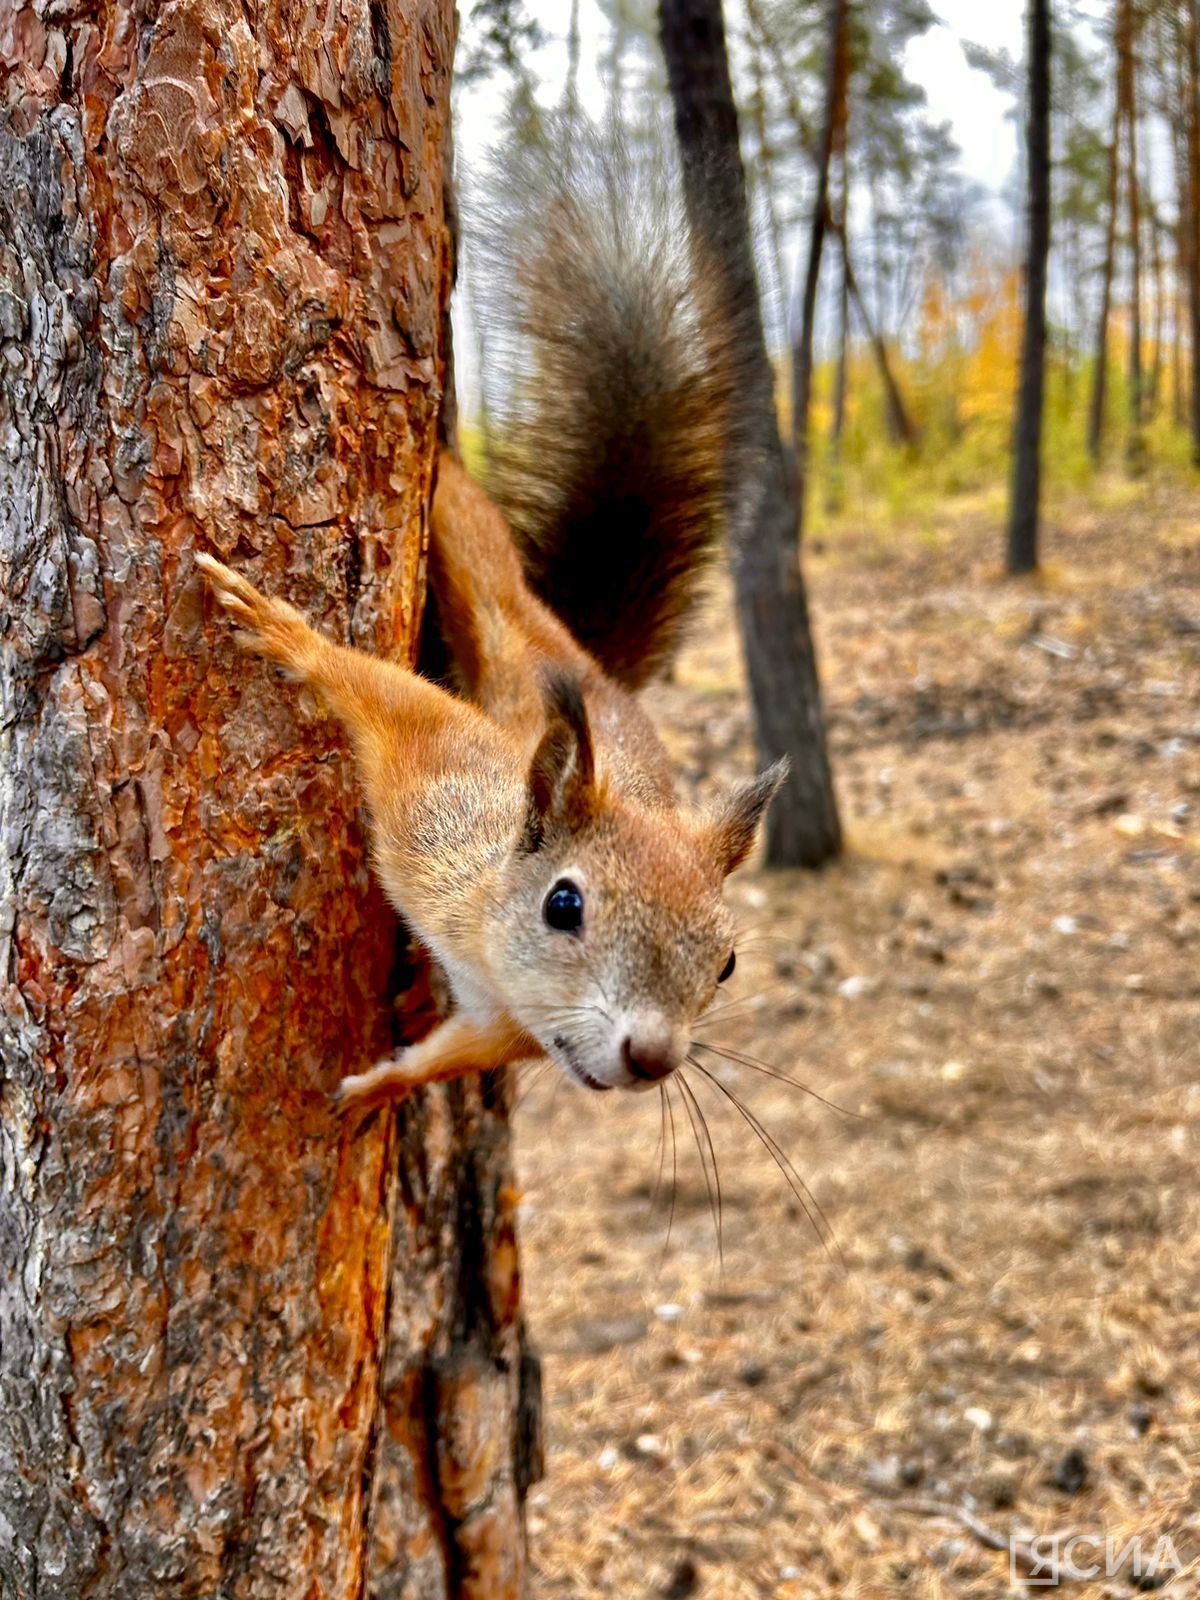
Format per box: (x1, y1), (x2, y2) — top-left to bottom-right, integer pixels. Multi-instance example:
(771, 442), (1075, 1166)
(197, 453), (782, 1109)
(198, 136), (781, 1107)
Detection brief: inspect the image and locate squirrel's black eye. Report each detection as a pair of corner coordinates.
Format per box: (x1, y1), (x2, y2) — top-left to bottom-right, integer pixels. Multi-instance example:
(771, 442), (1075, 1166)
(544, 879), (585, 933)
(718, 950), (736, 983)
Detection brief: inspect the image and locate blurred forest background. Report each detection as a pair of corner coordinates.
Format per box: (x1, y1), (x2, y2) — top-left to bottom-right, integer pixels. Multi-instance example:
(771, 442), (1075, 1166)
(448, 4), (1200, 1597)
(456, 0), (1200, 517)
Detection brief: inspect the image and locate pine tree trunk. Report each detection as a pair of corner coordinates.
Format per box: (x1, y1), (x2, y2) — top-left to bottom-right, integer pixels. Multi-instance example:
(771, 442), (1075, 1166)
(745, 23), (790, 371)
(1188, 0), (1200, 463)
(1174, 150), (1189, 428)
(659, 0), (841, 870)
(837, 225), (918, 449)
(1006, 0), (1052, 576)
(1088, 27), (1123, 465)
(1122, 2), (1145, 464)
(1148, 193), (1164, 417)
(827, 152), (850, 517)
(0, 4), (538, 1597)
(791, 0), (847, 509)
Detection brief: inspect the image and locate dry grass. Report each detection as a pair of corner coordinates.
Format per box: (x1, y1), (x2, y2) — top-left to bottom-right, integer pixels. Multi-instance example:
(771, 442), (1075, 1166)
(511, 485), (1200, 1599)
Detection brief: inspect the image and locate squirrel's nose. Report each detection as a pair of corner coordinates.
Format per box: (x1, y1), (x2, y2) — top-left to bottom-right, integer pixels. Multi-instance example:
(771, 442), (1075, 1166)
(621, 1034), (677, 1083)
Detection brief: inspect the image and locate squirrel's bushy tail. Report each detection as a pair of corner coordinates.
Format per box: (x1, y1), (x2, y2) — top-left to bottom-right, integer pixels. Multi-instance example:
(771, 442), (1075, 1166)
(469, 123), (751, 689)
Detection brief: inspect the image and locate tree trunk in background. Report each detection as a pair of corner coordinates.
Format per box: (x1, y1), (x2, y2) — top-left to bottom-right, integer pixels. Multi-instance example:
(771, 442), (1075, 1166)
(1189, 0), (1200, 463)
(747, 0), (919, 454)
(791, 0), (847, 510)
(659, 0), (841, 869)
(1174, 146), (1188, 428)
(1006, 0), (1051, 576)
(1088, 38), (1122, 464)
(1121, 1), (1144, 464)
(827, 150), (850, 516)
(1148, 194), (1164, 416)
(745, 22), (791, 375)
(837, 225), (918, 448)
(0, 3), (538, 1597)
(1174, 257), (1187, 427)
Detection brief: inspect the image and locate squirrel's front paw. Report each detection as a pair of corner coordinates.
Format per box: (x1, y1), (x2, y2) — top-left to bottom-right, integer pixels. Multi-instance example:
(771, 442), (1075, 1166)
(333, 1054), (415, 1116)
(196, 552), (318, 675)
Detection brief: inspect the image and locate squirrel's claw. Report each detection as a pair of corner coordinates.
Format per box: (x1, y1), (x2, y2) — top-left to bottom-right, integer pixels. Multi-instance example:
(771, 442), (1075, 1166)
(333, 1056), (416, 1115)
(196, 552), (257, 617)
(196, 550), (322, 676)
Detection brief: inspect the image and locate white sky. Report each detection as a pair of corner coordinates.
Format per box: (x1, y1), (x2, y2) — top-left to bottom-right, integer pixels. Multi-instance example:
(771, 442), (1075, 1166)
(456, 0), (1029, 200)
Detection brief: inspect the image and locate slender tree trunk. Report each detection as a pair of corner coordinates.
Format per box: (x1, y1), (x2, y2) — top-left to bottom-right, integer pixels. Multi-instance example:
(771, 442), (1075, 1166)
(659, 0), (841, 869)
(791, 0), (848, 505)
(1174, 250), (1187, 427)
(1122, 3), (1145, 464)
(745, 25), (791, 381)
(1148, 196), (1164, 416)
(827, 151), (851, 515)
(745, 0), (815, 151)
(831, 251), (851, 447)
(1189, 0), (1200, 462)
(1088, 35), (1123, 464)
(1174, 146), (1189, 428)
(1007, 0), (1052, 576)
(836, 224), (919, 448)
(746, 0), (916, 453)
(1168, 15), (1190, 429)
(0, 4), (538, 1597)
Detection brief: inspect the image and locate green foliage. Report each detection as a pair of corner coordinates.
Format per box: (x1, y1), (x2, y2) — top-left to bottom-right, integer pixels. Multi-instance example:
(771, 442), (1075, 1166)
(804, 326), (1198, 546)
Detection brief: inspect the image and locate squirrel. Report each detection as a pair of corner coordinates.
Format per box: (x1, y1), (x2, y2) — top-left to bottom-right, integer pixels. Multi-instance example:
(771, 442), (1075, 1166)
(197, 133), (783, 1113)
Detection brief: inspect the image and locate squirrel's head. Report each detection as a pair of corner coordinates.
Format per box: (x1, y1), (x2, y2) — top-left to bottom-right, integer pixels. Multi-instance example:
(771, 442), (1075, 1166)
(487, 676), (785, 1093)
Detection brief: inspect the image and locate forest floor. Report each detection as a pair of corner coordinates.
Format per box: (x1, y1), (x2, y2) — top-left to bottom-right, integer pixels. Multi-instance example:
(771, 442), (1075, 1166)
(511, 481), (1200, 1600)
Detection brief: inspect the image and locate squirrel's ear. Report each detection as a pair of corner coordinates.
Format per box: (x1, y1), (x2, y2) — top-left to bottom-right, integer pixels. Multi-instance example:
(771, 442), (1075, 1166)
(520, 673), (597, 851)
(707, 760), (788, 875)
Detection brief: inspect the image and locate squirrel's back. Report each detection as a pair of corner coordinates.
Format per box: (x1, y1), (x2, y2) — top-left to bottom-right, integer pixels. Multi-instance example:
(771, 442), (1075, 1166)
(471, 126), (753, 690)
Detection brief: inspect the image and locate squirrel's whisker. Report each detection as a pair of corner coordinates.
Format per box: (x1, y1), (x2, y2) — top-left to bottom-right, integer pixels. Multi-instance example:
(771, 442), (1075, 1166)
(657, 1081), (681, 1274)
(698, 982), (793, 1023)
(688, 1058), (842, 1267)
(510, 1059), (554, 1114)
(650, 1082), (670, 1218)
(678, 1070), (724, 1278)
(691, 1039), (864, 1121)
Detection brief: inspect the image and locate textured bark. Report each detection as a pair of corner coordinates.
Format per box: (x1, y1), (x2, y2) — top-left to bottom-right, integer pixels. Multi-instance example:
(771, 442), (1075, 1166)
(1006, 0), (1051, 577)
(659, 0), (842, 870)
(0, 3), (536, 1597)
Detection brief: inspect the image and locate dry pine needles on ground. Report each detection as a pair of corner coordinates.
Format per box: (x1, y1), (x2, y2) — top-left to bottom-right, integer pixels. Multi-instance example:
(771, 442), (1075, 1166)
(511, 485), (1200, 1599)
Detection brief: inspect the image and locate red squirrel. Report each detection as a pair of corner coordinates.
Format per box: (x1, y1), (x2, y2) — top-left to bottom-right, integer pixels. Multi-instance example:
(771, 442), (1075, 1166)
(197, 143), (783, 1112)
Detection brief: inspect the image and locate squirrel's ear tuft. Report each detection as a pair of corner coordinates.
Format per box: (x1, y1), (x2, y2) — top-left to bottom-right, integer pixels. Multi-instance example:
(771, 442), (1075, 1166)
(708, 759), (788, 875)
(520, 673), (597, 851)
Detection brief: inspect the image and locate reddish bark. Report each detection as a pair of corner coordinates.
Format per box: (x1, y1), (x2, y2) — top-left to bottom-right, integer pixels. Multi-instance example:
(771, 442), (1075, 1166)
(0, 2), (535, 1595)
